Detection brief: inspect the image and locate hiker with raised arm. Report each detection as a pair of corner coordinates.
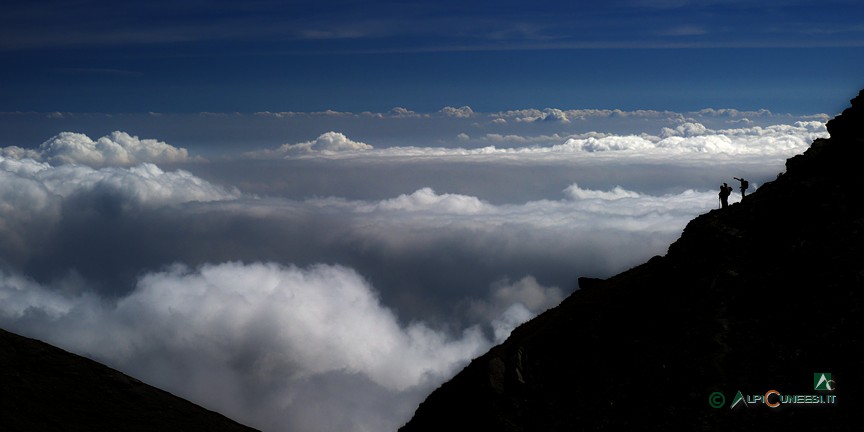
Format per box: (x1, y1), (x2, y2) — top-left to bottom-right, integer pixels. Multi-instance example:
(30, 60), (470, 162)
(733, 177), (749, 197)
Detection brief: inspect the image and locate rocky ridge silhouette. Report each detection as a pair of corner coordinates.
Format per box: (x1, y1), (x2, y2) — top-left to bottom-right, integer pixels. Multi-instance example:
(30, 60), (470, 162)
(0, 328), (259, 431)
(399, 89), (864, 431)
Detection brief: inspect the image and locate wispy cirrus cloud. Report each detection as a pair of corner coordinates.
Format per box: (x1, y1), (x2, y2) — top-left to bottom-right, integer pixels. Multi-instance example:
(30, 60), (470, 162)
(5, 0), (861, 53)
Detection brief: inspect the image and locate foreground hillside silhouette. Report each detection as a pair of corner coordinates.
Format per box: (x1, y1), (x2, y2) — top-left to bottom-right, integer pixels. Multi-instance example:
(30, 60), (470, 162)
(401, 89), (864, 431)
(0, 328), (258, 431)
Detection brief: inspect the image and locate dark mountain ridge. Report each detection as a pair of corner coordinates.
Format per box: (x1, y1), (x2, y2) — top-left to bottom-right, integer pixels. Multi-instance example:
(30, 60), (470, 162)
(400, 89), (864, 431)
(0, 328), (259, 431)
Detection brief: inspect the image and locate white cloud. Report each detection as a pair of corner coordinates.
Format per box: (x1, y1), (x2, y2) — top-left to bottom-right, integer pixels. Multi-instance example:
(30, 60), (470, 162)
(262, 185), (721, 280)
(389, 107), (426, 118)
(0, 145), (41, 160)
(657, 134), (738, 153)
(655, 121), (826, 154)
(246, 120), (825, 162)
(259, 184), (718, 240)
(245, 131), (373, 158)
(0, 107), (831, 432)
(440, 106), (475, 118)
(129, 263), (486, 392)
(492, 108), (684, 123)
(360, 187), (486, 214)
(253, 111), (303, 118)
(660, 122), (709, 137)
(25, 131), (195, 167)
(253, 110), (359, 119)
(0, 262), (490, 432)
(0, 158), (63, 255)
(490, 303), (533, 343)
(695, 108), (773, 118)
(0, 156), (240, 257)
(0, 157), (240, 206)
(483, 132), (570, 144)
(555, 135), (656, 152)
(498, 108), (571, 123)
(0, 163), (742, 432)
(469, 276), (565, 342)
(564, 183), (642, 200)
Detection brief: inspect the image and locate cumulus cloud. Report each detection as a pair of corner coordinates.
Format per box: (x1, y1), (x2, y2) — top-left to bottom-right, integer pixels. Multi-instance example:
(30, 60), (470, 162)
(440, 106), (475, 118)
(0, 156), (239, 207)
(468, 276), (565, 342)
(660, 122), (709, 137)
(695, 108), (773, 118)
(498, 108), (571, 123)
(655, 121), (826, 154)
(245, 131), (373, 158)
(555, 134), (656, 152)
(0, 155), (240, 266)
(546, 121), (826, 156)
(483, 132), (570, 144)
(389, 107), (426, 118)
(491, 108), (684, 124)
(0, 145), (41, 160)
(564, 183), (642, 200)
(239, 120), (824, 163)
(0, 262), (489, 432)
(360, 187), (486, 214)
(8, 131), (197, 167)
(0, 159), (62, 258)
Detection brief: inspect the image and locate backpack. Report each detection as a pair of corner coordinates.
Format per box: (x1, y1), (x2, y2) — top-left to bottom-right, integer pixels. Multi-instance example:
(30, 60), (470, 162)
(741, 180), (749, 190)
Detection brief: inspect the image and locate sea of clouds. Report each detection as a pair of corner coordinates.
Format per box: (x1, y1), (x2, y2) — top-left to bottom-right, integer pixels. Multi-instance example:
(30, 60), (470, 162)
(0, 108), (829, 431)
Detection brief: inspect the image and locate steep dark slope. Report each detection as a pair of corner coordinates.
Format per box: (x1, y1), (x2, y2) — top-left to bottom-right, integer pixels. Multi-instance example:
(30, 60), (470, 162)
(400, 90), (864, 431)
(0, 328), (259, 432)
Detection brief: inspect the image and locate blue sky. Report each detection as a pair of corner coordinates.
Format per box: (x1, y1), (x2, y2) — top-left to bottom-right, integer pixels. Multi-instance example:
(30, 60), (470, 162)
(2, 0), (863, 114)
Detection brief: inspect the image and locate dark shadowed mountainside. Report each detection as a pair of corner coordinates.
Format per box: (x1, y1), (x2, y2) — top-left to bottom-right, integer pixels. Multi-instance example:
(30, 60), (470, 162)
(0, 328), (259, 432)
(400, 90), (864, 431)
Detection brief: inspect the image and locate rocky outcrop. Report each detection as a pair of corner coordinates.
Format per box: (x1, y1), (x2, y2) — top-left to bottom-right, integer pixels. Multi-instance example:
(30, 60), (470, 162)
(0, 328), (259, 432)
(400, 90), (864, 431)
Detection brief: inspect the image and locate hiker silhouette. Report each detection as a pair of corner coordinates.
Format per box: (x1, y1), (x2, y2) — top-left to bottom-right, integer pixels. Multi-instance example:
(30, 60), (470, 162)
(718, 182), (733, 208)
(733, 177), (749, 197)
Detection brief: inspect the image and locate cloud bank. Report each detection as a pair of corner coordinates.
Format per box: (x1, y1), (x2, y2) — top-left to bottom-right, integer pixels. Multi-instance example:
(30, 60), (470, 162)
(0, 262), (488, 432)
(0, 146), (720, 431)
(1, 131), (196, 167)
(0, 155), (238, 217)
(0, 107), (827, 432)
(242, 121), (826, 164)
(244, 131), (373, 158)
